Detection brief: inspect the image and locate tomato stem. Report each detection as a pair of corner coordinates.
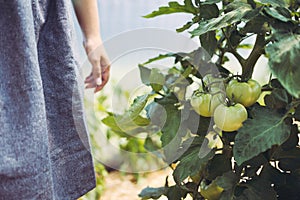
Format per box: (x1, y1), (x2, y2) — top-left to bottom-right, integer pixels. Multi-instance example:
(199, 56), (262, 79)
(241, 33), (266, 81)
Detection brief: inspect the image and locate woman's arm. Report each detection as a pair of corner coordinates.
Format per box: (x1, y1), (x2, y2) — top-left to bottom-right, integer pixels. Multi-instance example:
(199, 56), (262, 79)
(72, 0), (110, 92)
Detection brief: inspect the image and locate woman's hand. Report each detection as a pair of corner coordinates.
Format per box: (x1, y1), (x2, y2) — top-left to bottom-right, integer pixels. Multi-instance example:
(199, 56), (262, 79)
(84, 38), (110, 93)
(72, 0), (110, 93)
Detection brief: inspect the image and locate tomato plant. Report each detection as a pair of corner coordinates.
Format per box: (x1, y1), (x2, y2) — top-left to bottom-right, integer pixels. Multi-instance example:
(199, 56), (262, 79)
(103, 0), (300, 199)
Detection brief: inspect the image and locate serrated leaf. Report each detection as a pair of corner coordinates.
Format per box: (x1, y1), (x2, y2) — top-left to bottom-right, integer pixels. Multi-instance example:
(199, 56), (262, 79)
(176, 21), (194, 32)
(254, 0), (287, 7)
(173, 137), (215, 183)
(138, 186), (167, 200)
(266, 33), (300, 98)
(190, 2), (252, 36)
(143, 0), (197, 18)
(142, 53), (176, 65)
(233, 106), (290, 165)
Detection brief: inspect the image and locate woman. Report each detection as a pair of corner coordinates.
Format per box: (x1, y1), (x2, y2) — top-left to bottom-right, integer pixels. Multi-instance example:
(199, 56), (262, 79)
(0, 0), (109, 199)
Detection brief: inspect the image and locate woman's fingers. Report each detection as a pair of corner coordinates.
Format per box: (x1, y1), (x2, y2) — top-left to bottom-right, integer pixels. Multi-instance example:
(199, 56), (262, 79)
(84, 45), (110, 92)
(84, 73), (93, 83)
(91, 58), (101, 85)
(94, 65), (110, 93)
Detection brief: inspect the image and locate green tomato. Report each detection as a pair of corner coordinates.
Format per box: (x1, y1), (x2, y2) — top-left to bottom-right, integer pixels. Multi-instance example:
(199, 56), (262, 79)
(226, 79), (261, 107)
(191, 93), (224, 117)
(214, 103), (248, 132)
(200, 181), (224, 200)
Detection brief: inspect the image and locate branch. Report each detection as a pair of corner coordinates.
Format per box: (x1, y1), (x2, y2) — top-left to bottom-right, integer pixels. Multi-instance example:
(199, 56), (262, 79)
(241, 33), (265, 81)
(229, 49), (246, 67)
(221, 28), (246, 69)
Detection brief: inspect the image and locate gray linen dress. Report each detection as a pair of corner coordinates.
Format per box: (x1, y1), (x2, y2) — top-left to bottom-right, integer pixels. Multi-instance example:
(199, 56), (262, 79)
(0, 0), (96, 199)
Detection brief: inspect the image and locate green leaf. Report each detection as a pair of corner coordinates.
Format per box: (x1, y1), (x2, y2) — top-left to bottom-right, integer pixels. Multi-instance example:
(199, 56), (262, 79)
(144, 135), (163, 158)
(139, 65), (151, 85)
(138, 186), (167, 200)
(216, 171), (239, 200)
(264, 88), (291, 109)
(123, 94), (150, 120)
(294, 105), (300, 121)
(240, 179), (277, 200)
(266, 33), (300, 98)
(173, 137), (215, 183)
(155, 94), (185, 163)
(142, 53), (176, 65)
(102, 115), (149, 137)
(254, 0), (287, 7)
(281, 124), (299, 150)
(215, 171), (239, 191)
(185, 110), (211, 136)
(182, 47), (218, 76)
(165, 185), (188, 200)
(190, 2), (252, 36)
(200, 31), (218, 56)
(264, 7), (292, 22)
(176, 21), (194, 32)
(200, 3), (219, 19)
(102, 95), (150, 135)
(240, 14), (268, 34)
(143, 0), (197, 18)
(233, 106), (291, 165)
(206, 154), (232, 181)
(201, 0), (222, 5)
(138, 66), (166, 92)
(150, 68), (165, 92)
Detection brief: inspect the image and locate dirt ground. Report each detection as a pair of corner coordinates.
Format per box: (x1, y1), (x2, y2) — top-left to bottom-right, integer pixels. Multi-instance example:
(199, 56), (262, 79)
(100, 168), (181, 200)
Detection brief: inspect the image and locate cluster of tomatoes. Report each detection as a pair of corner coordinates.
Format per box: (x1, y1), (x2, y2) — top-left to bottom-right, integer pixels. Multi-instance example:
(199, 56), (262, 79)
(190, 74), (262, 132)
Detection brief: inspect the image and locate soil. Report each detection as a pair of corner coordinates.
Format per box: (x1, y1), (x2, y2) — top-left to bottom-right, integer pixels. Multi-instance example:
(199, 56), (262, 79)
(100, 168), (180, 200)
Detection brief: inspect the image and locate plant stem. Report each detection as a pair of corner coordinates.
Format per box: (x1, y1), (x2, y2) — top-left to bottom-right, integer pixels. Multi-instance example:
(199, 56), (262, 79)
(221, 28), (247, 71)
(241, 33), (265, 81)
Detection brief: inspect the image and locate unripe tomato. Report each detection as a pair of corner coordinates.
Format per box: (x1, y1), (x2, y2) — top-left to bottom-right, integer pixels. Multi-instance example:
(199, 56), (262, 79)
(226, 79), (261, 107)
(200, 180), (224, 200)
(214, 103), (248, 132)
(191, 93), (224, 117)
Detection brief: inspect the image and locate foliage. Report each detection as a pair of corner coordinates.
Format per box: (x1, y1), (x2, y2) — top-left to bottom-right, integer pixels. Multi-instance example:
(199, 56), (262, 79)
(104, 0), (300, 199)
